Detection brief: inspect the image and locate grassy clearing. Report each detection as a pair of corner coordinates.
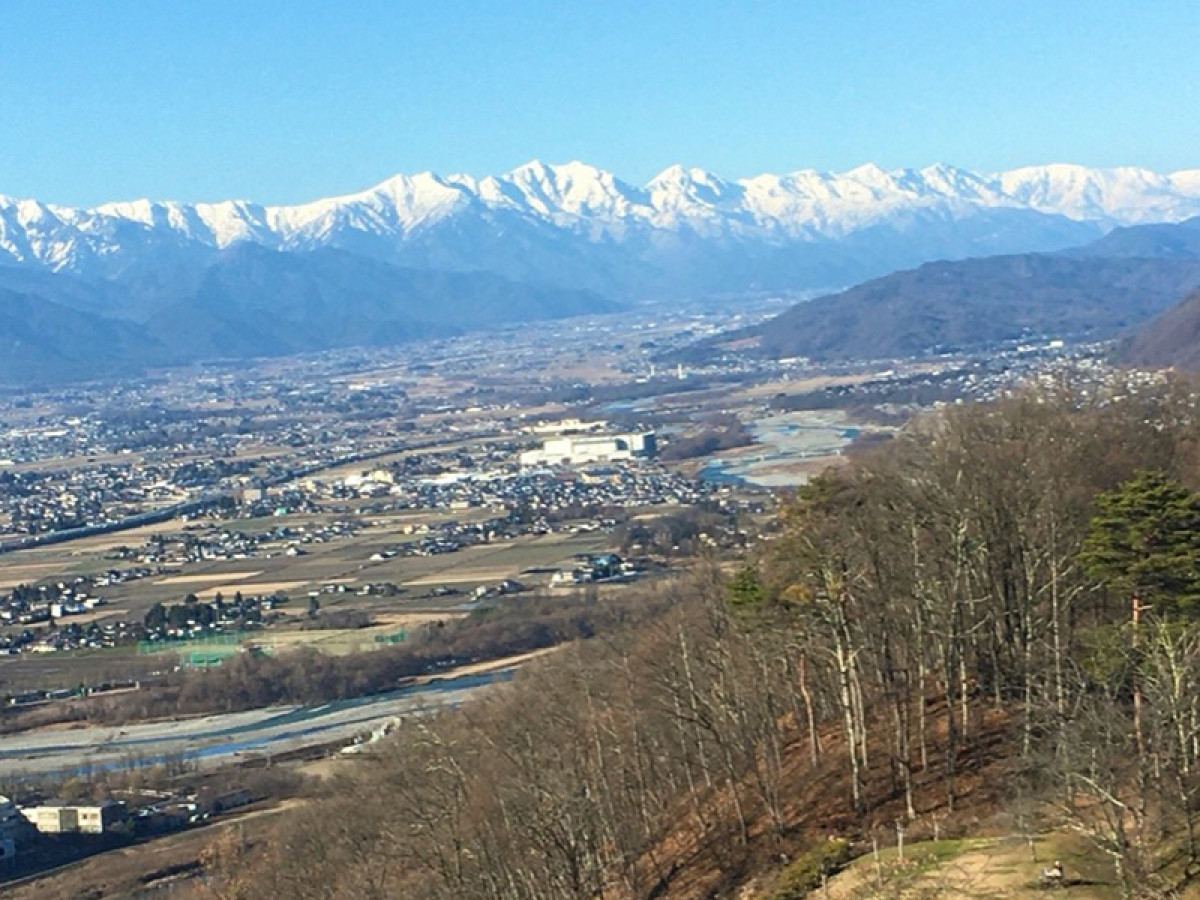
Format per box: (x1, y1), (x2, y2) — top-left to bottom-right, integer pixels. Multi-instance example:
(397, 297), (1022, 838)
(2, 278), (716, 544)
(824, 833), (1123, 899)
(246, 612), (464, 656)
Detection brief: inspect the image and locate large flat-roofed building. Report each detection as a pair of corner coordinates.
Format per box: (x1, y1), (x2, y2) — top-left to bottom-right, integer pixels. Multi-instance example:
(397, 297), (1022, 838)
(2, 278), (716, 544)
(20, 799), (126, 835)
(520, 432), (656, 467)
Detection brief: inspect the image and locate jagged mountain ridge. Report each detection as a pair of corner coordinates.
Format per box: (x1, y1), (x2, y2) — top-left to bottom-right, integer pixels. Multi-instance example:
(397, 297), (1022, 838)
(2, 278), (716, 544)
(5, 161), (1200, 295)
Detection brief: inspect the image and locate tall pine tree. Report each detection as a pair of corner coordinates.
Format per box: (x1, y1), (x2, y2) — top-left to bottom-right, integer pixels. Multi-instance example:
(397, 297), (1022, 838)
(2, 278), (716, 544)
(1082, 470), (1200, 617)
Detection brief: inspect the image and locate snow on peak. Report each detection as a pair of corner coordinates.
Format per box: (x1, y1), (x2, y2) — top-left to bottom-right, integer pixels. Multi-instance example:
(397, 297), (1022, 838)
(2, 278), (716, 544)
(996, 164), (1200, 223)
(647, 165), (736, 212)
(4, 160), (1200, 276)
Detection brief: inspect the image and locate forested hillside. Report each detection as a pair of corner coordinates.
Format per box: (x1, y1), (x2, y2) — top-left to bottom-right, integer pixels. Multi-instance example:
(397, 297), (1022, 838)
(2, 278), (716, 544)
(1122, 288), (1200, 371)
(683, 255), (1200, 363)
(184, 375), (1200, 900)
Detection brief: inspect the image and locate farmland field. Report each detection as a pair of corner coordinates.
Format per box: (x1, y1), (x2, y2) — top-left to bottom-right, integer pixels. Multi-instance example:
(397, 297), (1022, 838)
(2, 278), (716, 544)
(0, 503), (622, 692)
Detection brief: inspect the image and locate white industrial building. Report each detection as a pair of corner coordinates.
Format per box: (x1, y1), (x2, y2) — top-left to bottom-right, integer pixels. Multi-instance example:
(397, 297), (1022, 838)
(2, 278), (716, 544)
(519, 432), (656, 467)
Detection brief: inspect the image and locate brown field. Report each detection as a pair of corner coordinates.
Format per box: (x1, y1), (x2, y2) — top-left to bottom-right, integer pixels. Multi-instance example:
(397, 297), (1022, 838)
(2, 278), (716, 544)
(194, 580), (307, 599)
(155, 571), (263, 586)
(40, 518), (193, 554)
(0, 564), (72, 589)
(245, 612), (466, 655)
(60, 607), (127, 625)
(402, 568), (523, 586)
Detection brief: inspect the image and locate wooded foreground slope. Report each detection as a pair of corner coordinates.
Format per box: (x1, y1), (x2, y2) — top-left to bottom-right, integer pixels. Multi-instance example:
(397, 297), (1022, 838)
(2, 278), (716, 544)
(184, 375), (1200, 900)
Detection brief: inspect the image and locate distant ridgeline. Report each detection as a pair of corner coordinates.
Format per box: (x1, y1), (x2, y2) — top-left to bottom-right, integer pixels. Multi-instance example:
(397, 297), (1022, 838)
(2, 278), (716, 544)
(4, 162), (1200, 383)
(680, 216), (1200, 364)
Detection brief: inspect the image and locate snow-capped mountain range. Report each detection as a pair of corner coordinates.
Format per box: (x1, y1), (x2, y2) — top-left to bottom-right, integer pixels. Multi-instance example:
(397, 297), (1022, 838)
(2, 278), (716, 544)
(4, 161), (1200, 296)
(5, 159), (1200, 385)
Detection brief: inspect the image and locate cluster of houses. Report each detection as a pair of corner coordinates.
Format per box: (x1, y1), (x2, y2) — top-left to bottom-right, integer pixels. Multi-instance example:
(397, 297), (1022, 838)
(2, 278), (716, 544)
(0, 578), (108, 626)
(103, 520), (364, 569)
(0, 574), (287, 657)
(0, 579), (118, 654)
(0, 569), (216, 655)
(548, 553), (639, 587)
(368, 463), (713, 516)
(0, 457), (197, 540)
(140, 591), (276, 642)
(7, 618), (143, 655)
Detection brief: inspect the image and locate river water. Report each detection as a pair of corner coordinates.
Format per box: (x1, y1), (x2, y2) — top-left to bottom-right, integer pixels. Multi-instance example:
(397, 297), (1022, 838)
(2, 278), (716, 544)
(699, 410), (860, 487)
(0, 669), (512, 780)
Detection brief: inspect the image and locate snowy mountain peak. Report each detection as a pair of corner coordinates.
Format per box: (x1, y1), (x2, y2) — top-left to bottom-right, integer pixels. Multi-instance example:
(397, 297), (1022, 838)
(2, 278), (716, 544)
(3, 160), (1200, 282)
(845, 162), (892, 183)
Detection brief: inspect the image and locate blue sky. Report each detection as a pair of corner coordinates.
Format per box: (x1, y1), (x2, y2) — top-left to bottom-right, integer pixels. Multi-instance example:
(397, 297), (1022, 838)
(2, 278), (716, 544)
(2, 0), (1199, 206)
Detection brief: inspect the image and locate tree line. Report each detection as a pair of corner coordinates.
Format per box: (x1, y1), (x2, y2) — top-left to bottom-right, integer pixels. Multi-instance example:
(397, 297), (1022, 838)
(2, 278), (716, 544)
(191, 373), (1200, 900)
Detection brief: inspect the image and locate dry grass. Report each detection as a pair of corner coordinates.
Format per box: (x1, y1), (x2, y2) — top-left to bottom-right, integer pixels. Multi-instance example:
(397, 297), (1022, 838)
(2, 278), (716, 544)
(155, 571), (263, 586)
(825, 833), (1123, 899)
(194, 580), (307, 598)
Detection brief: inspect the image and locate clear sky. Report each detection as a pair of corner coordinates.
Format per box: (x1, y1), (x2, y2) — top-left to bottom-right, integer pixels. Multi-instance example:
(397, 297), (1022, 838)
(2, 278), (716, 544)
(3, 0), (1199, 207)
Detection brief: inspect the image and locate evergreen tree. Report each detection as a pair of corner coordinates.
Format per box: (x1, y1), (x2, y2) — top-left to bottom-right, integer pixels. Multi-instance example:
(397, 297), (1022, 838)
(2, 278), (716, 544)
(1081, 470), (1200, 616)
(144, 602), (167, 631)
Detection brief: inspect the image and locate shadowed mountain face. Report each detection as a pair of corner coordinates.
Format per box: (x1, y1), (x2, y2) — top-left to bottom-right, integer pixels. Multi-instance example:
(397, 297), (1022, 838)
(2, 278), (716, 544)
(143, 244), (613, 359)
(684, 217), (1200, 364)
(0, 245), (615, 384)
(0, 287), (166, 385)
(1121, 289), (1200, 371)
(1070, 215), (1200, 260)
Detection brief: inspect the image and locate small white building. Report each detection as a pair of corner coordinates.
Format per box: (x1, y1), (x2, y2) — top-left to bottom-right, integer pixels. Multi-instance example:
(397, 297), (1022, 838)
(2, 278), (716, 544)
(20, 799), (125, 835)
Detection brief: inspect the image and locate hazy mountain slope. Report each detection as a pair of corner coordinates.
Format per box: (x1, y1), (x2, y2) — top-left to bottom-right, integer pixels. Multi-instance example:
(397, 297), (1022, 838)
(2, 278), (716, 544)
(0, 264), (133, 318)
(1070, 215), (1200, 260)
(4, 161), (1200, 297)
(0, 245), (615, 382)
(0, 287), (163, 384)
(1121, 288), (1200, 370)
(144, 245), (615, 360)
(694, 256), (1200, 362)
(680, 210), (1200, 363)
